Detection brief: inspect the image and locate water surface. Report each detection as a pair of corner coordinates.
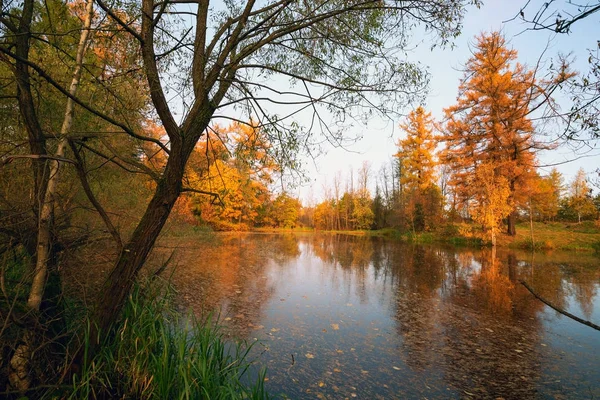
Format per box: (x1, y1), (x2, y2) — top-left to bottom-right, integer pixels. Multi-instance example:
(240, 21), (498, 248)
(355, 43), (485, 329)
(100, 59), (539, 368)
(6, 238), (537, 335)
(160, 233), (600, 399)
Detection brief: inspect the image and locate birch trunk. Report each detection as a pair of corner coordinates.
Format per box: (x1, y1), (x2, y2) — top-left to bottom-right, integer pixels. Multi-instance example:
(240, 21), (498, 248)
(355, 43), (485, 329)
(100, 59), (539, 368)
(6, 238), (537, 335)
(10, 0), (95, 391)
(27, 0), (94, 311)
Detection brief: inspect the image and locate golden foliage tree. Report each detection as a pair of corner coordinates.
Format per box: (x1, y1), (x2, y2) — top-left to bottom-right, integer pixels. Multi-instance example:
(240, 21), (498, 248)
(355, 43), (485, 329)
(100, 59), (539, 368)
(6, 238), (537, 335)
(568, 168), (596, 223)
(396, 106), (438, 191)
(183, 122), (276, 230)
(441, 31), (547, 235)
(529, 168), (564, 221)
(395, 106), (442, 231)
(470, 163), (513, 246)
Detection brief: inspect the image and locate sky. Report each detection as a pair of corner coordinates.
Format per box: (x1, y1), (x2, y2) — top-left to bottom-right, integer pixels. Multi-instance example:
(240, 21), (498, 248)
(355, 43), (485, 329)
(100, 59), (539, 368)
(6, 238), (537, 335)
(293, 0), (600, 204)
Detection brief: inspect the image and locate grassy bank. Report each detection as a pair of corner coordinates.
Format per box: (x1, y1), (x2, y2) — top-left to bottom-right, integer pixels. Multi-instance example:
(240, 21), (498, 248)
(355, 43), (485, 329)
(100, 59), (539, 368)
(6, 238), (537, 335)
(1, 271), (268, 399)
(375, 221), (600, 252)
(160, 219), (600, 253)
(63, 280), (268, 399)
(499, 221), (600, 252)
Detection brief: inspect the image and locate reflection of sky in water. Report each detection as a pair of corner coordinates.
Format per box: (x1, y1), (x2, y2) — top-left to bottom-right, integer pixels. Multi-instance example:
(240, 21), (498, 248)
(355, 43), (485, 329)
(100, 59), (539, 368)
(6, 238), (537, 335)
(166, 234), (600, 399)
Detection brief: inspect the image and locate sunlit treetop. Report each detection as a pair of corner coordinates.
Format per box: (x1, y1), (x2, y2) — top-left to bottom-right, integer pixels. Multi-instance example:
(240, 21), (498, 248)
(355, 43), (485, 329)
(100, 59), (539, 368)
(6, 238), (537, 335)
(396, 106), (437, 191)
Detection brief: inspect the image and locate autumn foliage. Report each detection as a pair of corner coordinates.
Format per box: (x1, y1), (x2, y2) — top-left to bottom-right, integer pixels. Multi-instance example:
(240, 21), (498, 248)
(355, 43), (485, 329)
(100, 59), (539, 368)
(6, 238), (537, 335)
(440, 32), (542, 238)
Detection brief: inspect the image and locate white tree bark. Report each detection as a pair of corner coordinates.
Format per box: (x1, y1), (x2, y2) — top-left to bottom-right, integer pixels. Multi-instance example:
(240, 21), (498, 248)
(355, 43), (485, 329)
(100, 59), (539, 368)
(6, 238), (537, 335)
(10, 0), (95, 391)
(27, 0), (95, 310)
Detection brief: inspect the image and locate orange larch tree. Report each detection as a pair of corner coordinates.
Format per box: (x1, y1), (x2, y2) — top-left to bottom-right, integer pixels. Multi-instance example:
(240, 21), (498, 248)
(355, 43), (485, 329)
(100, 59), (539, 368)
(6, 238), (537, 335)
(441, 31), (544, 235)
(396, 106), (438, 191)
(395, 106), (442, 231)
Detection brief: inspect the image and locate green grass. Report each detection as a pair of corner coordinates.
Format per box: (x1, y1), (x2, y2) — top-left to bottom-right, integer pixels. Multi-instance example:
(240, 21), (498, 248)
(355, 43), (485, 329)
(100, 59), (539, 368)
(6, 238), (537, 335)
(502, 221), (600, 252)
(367, 220), (600, 252)
(62, 280), (268, 399)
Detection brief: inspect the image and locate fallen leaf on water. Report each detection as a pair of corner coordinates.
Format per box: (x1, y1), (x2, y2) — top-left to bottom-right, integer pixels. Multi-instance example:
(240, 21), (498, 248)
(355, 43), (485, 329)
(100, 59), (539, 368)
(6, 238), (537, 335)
(392, 366), (401, 371)
(331, 324), (339, 330)
(271, 328), (280, 332)
(235, 290), (242, 294)
(351, 393), (357, 398)
(322, 329), (327, 333)
(336, 350), (344, 354)
(515, 349), (523, 353)
(280, 298), (286, 301)
(305, 353), (314, 359)
(346, 303), (353, 307)
(318, 382), (325, 387)
(361, 370), (368, 374)
(333, 368), (341, 373)
(224, 317), (232, 321)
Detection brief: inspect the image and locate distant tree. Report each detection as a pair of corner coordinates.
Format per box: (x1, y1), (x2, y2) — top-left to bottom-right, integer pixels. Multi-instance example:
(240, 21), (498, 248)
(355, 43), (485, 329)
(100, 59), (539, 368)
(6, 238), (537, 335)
(396, 106), (438, 190)
(395, 106), (442, 231)
(526, 168), (564, 221)
(271, 193), (302, 228)
(353, 162), (375, 230)
(184, 122), (275, 230)
(314, 201), (335, 231)
(568, 168), (596, 223)
(371, 186), (386, 229)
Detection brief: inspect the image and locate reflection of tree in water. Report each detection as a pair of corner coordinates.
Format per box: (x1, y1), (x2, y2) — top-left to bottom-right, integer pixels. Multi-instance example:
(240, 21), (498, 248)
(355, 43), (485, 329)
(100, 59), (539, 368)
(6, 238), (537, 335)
(563, 264), (599, 320)
(390, 245), (446, 371)
(573, 279), (597, 319)
(308, 234), (375, 304)
(159, 234), (301, 337)
(519, 252), (600, 320)
(309, 234), (373, 270)
(380, 244), (548, 397)
(471, 248), (514, 315)
(265, 233), (301, 265)
(152, 234), (599, 397)
(438, 248), (544, 398)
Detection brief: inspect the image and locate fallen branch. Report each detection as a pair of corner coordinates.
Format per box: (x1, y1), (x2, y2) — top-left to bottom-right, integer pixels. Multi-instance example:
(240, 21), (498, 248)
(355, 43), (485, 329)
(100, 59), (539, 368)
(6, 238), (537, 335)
(520, 280), (600, 331)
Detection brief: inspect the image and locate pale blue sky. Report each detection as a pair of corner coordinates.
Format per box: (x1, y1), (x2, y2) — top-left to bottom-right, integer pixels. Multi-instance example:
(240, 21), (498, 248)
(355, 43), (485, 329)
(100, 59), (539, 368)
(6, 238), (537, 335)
(297, 0), (600, 203)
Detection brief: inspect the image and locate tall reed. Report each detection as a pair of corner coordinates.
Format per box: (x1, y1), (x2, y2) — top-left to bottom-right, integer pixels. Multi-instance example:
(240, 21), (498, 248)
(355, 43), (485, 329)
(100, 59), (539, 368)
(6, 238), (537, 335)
(65, 280), (268, 399)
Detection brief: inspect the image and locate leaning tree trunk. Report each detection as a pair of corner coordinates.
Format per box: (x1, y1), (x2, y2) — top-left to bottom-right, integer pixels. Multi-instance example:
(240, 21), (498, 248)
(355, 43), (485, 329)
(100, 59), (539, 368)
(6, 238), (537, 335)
(93, 185), (178, 335)
(92, 146), (190, 340)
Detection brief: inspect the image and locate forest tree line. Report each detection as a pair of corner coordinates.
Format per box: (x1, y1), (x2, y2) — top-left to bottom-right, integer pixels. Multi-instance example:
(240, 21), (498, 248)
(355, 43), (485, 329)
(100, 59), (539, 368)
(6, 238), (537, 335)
(180, 32), (600, 238)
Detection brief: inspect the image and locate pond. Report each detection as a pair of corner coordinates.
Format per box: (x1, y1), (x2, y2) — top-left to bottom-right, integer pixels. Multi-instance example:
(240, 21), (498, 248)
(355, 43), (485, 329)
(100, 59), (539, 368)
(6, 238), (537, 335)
(158, 233), (600, 399)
